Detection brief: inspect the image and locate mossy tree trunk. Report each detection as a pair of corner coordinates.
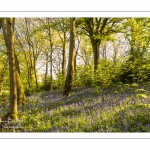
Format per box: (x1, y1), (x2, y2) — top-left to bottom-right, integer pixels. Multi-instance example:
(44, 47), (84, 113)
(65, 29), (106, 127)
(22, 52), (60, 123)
(15, 54), (26, 105)
(1, 18), (18, 120)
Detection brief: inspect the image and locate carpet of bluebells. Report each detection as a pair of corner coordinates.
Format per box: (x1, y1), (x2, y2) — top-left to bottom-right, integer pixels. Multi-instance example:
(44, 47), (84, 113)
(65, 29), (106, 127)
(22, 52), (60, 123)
(0, 83), (150, 132)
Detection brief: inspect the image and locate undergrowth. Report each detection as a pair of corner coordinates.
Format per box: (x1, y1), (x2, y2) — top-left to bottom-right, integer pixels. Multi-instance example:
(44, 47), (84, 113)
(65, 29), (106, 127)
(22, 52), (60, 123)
(0, 84), (150, 132)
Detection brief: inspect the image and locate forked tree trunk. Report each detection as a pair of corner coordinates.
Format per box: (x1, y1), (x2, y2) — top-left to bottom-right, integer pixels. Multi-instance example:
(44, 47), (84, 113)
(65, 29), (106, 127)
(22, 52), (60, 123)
(64, 18), (75, 96)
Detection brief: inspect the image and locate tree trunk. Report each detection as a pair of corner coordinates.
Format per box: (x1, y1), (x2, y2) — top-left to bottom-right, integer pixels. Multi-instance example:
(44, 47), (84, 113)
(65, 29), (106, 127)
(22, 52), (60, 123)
(74, 37), (80, 78)
(15, 55), (26, 105)
(91, 39), (100, 72)
(62, 39), (66, 77)
(47, 18), (53, 91)
(44, 54), (49, 86)
(2, 18), (18, 120)
(16, 70), (26, 105)
(33, 61), (38, 91)
(50, 43), (53, 91)
(64, 18), (75, 96)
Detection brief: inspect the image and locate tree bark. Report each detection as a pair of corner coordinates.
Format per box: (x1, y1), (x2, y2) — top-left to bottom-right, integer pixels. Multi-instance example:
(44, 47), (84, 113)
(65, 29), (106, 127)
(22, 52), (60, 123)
(47, 18), (53, 90)
(62, 38), (66, 77)
(74, 36), (80, 78)
(50, 42), (53, 91)
(44, 53), (49, 86)
(64, 18), (75, 96)
(1, 18), (18, 120)
(15, 54), (26, 105)
(91, 39), (100, 71)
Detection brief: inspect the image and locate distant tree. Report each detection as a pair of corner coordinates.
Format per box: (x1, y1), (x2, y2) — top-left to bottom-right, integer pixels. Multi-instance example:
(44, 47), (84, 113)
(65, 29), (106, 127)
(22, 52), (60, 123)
(46, 18), (54, 90)
(53, 18), (69, 77)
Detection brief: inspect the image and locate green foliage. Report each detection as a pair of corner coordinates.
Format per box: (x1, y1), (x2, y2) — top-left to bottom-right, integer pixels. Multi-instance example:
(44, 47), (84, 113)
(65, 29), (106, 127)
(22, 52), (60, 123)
(73, 58), (122, 89)
(119, 55), (150, 83)
(119, 18), (150, 83)
(111, 104), (150, 132)
(131, 83), (138, 88)
(136, 94), (147, 99)
(74, 65), (94, 88)
(93, 59), (121, 88)
(55, 73), (66, 90)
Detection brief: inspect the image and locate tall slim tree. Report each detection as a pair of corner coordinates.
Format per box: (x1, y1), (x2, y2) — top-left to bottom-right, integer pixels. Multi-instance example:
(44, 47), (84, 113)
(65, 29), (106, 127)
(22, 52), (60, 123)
(64, 18), (75, 96)
(47, 18), (53, 90)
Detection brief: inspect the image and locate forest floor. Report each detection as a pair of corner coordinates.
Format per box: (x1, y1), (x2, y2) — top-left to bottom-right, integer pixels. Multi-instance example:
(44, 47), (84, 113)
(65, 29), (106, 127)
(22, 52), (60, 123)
(0, 84), (150, 132)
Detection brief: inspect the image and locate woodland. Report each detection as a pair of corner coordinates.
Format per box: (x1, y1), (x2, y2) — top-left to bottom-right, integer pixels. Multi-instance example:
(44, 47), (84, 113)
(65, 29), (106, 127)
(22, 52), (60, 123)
(0, 18), (150, 132)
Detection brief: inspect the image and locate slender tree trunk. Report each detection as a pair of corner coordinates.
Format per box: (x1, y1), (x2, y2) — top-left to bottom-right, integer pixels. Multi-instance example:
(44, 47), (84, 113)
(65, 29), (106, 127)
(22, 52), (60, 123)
(30, 46), (38, 91)
(62, 40), (66, 77)
(44, 54), (49, 86)
(30, 41), (39, 91)
(25, 18), (35, 91)
(33, 60), (38, 91)
(2, 18), (18, 120)
(101, 44), (107, 60)
(50, 43), (53, 90)
(47, 18), (53, 90)
(64, 18), (75, 96)
(27, 61), (31, 89)
(21, 46), (32, 89)
(74, 37), (80, 78)
(62, 31), (67, 77)
(31, 44), (39, 91)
